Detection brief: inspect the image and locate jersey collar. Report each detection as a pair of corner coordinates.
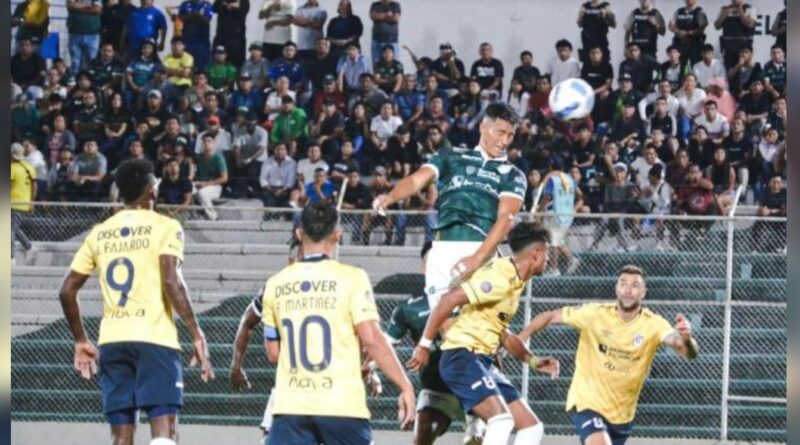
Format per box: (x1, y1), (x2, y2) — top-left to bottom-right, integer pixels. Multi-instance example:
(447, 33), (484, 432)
(476, 145), (508, 162)
(299, 253), (329, 262)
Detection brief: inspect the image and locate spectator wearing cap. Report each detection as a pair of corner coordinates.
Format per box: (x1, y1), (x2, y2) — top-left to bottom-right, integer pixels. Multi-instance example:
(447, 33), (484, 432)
(311, 74), (346, 117)
(608, 97), (645, 149)
(726, 46), (761, 98)
(590, 161), (637, 251)
(660, 45), (691, 92)
(259, 142), (297, 207)
(194, 132), (229, 220)
(73, 90), (105, 148)
(176, 0), (213, 70)
(311, 96), (346, 163)
(12, 0), (50, 50)
(195, 114), (232, 155)
(511, 51), (541, 94)
(231, 107), (269, 196)
(619, 42), (659, 94)
(67, 0), (103, 75)
(470, 42), (504, 92)
(270, 95), (309, 157)
(547, 39), (581, 86)
(11, 92), (42, 144)
(158, 157), (194, 209)
(240, 42), (271, 90)
(136, 89), (170, 139)
(206, 45), (239, 91)
(296, 143), (328, 186)
(393, 74), (425, 127)
(259, 0), (294, 62)
(263, 76), (296, 120)
(121, 0), (167, 62)
(337, 43), (371, 94)
(738, 78), (770, 136)
(431, 42), (465, 93)
(229, 72), (265, 116)
(212, 0), (250, 68)
(68, 139), (107, 201)
(124, 39), (161, 107)
(137, 64), (170, 110)
(303, 37), (339, 94)
(608, 73), (642, 122)
(11, 39), (47, 91)
(89, 44), (126, 99)
(692, 44), (726, 88)
(373, 44), (403, 95)
(10, 143), (36, 262)
(369, 0), (400, 67)
(577, 0), (616, 64)
(300, 167), (335, 205)
(623, 0), (666, 59)
(326, 0), (363, 60)
(267, 41), (306, 90)
(162, 37), (195, 102)
(293, 0), (326, 61)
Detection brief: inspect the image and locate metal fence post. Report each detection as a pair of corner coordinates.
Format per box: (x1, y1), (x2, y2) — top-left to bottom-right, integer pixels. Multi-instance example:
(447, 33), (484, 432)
(521, 280), (533, 400)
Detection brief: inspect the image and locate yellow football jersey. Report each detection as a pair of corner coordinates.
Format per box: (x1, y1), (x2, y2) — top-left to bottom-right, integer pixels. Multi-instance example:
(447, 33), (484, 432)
(441, 257), (526, 355)
(11, 161), (36, 212)
(562, 302), (675, 424)
(261, 257), (380, 419)
(70, 209), (185, 350)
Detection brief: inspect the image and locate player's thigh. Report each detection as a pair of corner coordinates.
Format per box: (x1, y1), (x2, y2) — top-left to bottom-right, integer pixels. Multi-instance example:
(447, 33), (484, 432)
(415, 408), (451, 445)
(133, 343), (183, 410)
(313, 416), (372, 445)
(506, 399), (539, 430)
(99, 343), (138, 416)
(267, 415), (319, 445)
(571, 410), (614, 445)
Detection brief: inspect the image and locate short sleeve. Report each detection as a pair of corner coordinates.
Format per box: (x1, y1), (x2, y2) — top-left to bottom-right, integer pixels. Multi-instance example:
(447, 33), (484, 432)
(460, 260), (511, 305)
(202, 2), (213, 18)
(157, 9), (167, 28)
(653, 314), (677, 345)
(385, 305), (407, 341)
(158, 219), (185, 261)
(216, 154), (228, 174)
(350, 269), (379, 325)
(500, 167), (527, 201)
(561, 303), (597, 331)
(261, 280), (280, 340)
(422, 151), (446, 180)
(69, 231), (97, 276)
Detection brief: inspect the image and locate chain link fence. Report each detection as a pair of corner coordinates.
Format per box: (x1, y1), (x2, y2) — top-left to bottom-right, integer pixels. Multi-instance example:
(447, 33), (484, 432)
(11, 202), (786, 442)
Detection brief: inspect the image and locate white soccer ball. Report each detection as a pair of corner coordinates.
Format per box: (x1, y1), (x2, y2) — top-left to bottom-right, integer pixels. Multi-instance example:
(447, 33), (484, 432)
(548, 78), (596, 121)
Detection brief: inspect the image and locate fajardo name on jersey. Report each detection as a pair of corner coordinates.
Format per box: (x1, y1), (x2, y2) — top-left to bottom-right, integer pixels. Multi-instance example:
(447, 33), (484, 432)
(99, 225), (154, 254)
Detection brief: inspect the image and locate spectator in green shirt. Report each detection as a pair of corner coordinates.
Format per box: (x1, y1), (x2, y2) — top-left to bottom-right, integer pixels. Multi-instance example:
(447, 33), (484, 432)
(194, 132), (229, 220)
(205, 45), (238, 91)
(270, 95), (309, 158)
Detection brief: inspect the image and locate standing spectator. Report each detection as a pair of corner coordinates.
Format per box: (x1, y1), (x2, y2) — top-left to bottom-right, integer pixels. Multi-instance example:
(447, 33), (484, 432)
(270, 95), (309, 156)
(259, 142), (297, 208)
(361, 166), (396, 245)
(230, 108), (269, 196)
(668, 0), (708, 65)
(122, 0), (167, 62)
(193, 133), (229, 219)
(660, 45), (691, 92)
(162, 37), (195, 103)
(101, 0), (134, 51)
(770, 1), (786, 53)
(373, 45), (404, 96)
(206, 46), (239, 91)
(326, 0), (363, 60)
(293, 0), (327, 61)
(369, 0), (401, 67)
(619, 42), (658, 94)
(259, 0), (294, 63)
(538, 157), (579, 275)
(512, 51), (541, 93)
(590, 162), (636, 251)
(692, 44), (725, 88)
(12, 38), (47, 90)
(267, 41), (306, 90)
(624, 0), (666, 59)
(158, 157), (194, 208)
(752, 175), (786, 252)
(89, 43), (125, 99)
(12, 0), (50, 49)
(47, 149), (76, 201)
(212, 0), (249, 68)
(762, 45), (786, 99)
(304, 37), (339, 95)
(241, 42), (271, 91)
(68, 139), (107, 201)
(124, 39), (161, 107)
(296, 143), (328, 185)
(714, 0), (756, 71)
(726, 46), (761, 98)
(178, 0), (213, 71)
(299, 167), (335, 205)
(337, 43), (371, 94)
(693, 100), (729, 144)
(581, 46), (613, 124)
(10, 143), (36, 263)
(67, 0), (103, 75)
(470, 42), (504, 92)
(577, 0), (616, 64)
(547, 39), (581, 86)
(23, 139), (48, 200)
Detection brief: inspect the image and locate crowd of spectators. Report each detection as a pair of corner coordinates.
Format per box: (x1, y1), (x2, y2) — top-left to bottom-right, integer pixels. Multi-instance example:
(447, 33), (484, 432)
(10, 0), (786, 245)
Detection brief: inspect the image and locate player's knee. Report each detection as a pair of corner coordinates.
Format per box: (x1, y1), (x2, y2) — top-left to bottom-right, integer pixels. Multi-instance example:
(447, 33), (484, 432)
(513, 422), (544, 445)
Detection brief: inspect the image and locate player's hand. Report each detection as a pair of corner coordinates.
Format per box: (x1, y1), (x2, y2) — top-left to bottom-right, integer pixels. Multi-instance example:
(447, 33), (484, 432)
(451, 254), (483, 283)
(371, 194), (390, 216)
(534, 356), (560, 380)
(366, 370), (383, 397)
(675, 313), (693, 340)
(73, 340), (98, 380)
(397, 385), (416, 430)
(405, 345), (430, 372)
(190, 331), (215, 383)
(229, 366), (251, 391)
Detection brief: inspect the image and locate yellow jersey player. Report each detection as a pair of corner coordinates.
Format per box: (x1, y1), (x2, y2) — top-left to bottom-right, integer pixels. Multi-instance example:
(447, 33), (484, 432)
(408, 222), (560, 445)
(516, 265), (700, 445)
(261, 201), (415, 445)
(58, 160), (214, 445)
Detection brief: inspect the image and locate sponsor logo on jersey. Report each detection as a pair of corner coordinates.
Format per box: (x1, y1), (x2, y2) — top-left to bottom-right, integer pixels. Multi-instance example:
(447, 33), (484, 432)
(275, 280), (338, 297)
(481, 281), (492, 293)
(97, 225), (153, 241)
(633, 334), (644, 347)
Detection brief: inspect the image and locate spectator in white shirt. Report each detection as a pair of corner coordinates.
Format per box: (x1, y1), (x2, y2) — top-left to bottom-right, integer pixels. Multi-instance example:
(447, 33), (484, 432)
(23, 139), (48, 200)
(260, 0), (295, 62)
(693, 99), (729, 144)
(505, 77), (530, 118)
(693, 43), (726, 87)
(638, 79), (680, 120)
(263, 76), (296, 120)
(259, 142), (297, 208)
(370, 102), (402, 149)
(676, 73), (706, 120)
(548, 39), (581, 86)
(293, 0), (327, 60)
(195, 115), (233, 156)
(296, 143), (329, 186)
(630, 144), (664, 189)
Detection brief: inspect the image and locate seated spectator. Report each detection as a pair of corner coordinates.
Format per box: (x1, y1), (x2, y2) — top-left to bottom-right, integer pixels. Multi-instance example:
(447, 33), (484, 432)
(593, 141), (620, 186)
(162, 37), (195, 104)
(124, 40), (161, 107)
(385, 126), (417, 178)
(68, 139), (107, 201)
(311, 97), (346, 163)
(157, 157), (193, 211)
(196, 91), (229, 131)
(693, 44), (726, 88)
(608, 98), (645, 146)
(193, 133), (229, 220)
(184, 71), (216, 113)
(693, 100), (729, 144)
(673, 163), (715, 216)
(263, 76), (296, 121)
(422, 96), (451, 129)
(11, 38), (46, 90)
(507, 146), (530, 176)
(756, 126), (783, 190)
(722, 117), (752, 176)
(430, 42), (465, 93)
(270, 95), (309, 157)
(228, 73), (265, 118)
(528, 119), (569, 171)
(304, 37), (339, 95)
(340, 168), (370, 210)
(136, 89), (171, 141)
(47, 149), (76, 201)
(618, 42), (659, 94)
(300, 167), (335, 206)
(762, 45), (786, 99)
(101, 92), (131, 169)
(373, 44), (404, 95)
(73, 90), (105, 149)
(393, 74), (425, 126)
(419, 124), (451, 164)
(676, 73), (706, 133)
(23, 139), (48, 200)
(344, 102), (371, 160)
(528, 74), (553, 115)
(638, 79), (679, 121)
(45, 114), (77, 167)
(337, 42), (370, 94)
(687, 125), (715, 169)
(705, 146), (736, 215)
(704, 77), (737, 122)
(361, 166), (395, 245)
(348, 73), (389, 119)
(752, 175), (786, 252)
(547, 39), (580, 86)
(647, 96), (678, 137)
(590, 162), (637, 252)
(630, 143), (664, 189)
(523, 169), (543, 211)
(738, 78), (772, 137)
(470, 42), (504, 92)
(659, 45), (691, 92)
(608, 73), (643, 122)
(241, 42), (271, 91)
(637, 164), (671, 248)
(231, 109), (269, 197)
(11, 93), (42, 145)
(138, 65), (171, 110)
(568, 166), (592, 214)
(43, 68), (70, 100)
(505, 78), (530, 120)
(330, 139), (361, 183)
(570, 124), (597, 178)
(89, 44), (126, 99)
(766, 95), (786, 137)
(205, 45), (238, 91)
(421, 76), (449, 117)
(727, 46), (761, 98)
(156, 117), (186, 165)
(311, 74), (347, 118)
(512, 50), (541, 93)
(259, 142), (297, 208)
(194, 116), (230, 157)
(296, 143), (329, 186)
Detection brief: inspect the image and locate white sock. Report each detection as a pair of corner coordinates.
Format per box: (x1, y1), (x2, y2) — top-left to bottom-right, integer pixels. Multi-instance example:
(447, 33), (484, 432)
(464, 414), (486, 437)
(513, 423), (544, 445)
(482, 413), (514, 445)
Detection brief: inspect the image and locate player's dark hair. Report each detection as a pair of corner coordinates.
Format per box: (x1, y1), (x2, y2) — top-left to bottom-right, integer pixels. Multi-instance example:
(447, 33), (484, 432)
(115, 159), (155, 204)
(619, 264), (646, 279)
(300, 201), (339, 243)
(508, 222), (550, 253)
(483, 102), (520, 127)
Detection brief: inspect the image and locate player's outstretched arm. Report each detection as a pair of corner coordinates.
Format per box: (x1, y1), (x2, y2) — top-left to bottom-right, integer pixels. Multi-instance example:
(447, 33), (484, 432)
(372, 165), (436, 214)
(59, 271), (98, 380)
(501, 330), (559, 380)
(516, 309), (563, 343)
(663, 313), (699, 360)
(160, 255), (215, 382)
(229, 303), (261, 390)
(356, 321), (416, 430)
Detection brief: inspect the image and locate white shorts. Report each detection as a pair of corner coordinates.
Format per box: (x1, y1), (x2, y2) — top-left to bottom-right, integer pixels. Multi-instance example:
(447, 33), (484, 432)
(544, 220), (571, 248)
(416, 389), (464, 422)
(425, 240), (484, 309)
(260, 389), (276, 430)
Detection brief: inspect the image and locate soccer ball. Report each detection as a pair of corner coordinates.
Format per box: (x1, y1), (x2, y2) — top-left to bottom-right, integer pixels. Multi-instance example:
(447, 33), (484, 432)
(548, 78), (596, 121)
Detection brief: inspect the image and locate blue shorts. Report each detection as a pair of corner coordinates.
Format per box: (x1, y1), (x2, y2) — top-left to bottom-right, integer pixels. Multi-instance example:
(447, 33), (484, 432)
(438, 348), (521, 413)
(267, 415), (372, 445)
(99, 342), (183, 423)
(570, 409), (633, 445)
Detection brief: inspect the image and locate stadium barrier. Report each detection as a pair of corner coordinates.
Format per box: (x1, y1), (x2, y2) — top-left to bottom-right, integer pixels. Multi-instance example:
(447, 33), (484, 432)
(10, 202), (786, 442)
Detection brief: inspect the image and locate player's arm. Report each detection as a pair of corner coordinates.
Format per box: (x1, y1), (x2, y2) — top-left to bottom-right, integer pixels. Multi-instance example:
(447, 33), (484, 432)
(662, 313), (699, 360)
(59, 271), (97, 380)
(516, 308), (564, 342)
(373, 165), (436, 212)
(160, 255), (214, 382)
(456, 196), (522, 279)
(406, 287), (467, 373)
(501, 330), (559, 379)
(229, 301), (261, 390)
